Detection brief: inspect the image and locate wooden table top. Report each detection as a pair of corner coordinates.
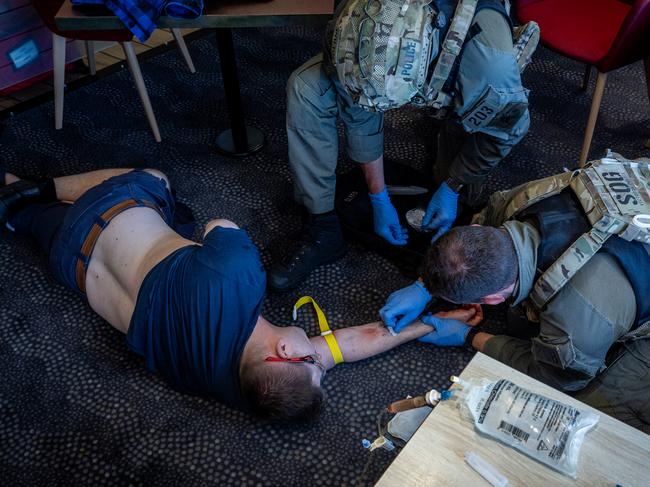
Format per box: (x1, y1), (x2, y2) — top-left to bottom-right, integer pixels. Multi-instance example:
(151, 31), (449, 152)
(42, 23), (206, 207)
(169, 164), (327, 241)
(377, 352), (650, 487)
(56, 0), (334, 31)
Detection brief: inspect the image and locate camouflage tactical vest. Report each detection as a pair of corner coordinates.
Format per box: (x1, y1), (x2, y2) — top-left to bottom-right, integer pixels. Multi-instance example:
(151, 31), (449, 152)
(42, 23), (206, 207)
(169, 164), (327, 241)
(329, 0), (475, 112)
(474, 151), (650, 320)
(329, 0), (538, 113)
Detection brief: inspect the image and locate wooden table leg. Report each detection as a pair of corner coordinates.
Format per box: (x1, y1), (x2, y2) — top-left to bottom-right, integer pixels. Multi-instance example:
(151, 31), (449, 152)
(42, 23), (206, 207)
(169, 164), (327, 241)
(213, 28), (264, 157)
(579, 70), (608, 166)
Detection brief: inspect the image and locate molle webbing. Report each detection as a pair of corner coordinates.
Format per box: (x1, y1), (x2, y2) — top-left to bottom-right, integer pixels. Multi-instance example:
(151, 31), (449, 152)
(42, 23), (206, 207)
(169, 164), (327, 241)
(424, 0), (479, 109)
(484, 153), (650, 314)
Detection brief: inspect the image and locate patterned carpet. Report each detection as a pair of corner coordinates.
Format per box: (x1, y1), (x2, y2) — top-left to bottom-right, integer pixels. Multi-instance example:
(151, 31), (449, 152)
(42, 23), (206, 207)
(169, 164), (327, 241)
(0, 25), (648, 487)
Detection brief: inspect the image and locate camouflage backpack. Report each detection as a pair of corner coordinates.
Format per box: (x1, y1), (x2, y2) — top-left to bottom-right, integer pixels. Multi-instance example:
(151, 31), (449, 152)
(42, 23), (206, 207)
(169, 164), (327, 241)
(474, 151), (650, 320)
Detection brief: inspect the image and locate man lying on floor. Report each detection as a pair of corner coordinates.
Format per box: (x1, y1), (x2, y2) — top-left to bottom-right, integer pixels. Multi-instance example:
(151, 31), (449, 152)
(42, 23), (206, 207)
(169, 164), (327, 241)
(0, 168), (478, 421)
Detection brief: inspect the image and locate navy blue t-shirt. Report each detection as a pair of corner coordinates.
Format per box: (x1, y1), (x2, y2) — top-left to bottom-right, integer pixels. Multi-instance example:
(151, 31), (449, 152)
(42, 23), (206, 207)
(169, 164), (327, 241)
(127, 227), (266, 409)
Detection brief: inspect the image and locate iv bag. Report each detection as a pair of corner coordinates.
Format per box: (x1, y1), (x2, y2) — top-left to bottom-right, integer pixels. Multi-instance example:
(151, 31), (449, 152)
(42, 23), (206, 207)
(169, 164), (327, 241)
(460, 378), (599, 478)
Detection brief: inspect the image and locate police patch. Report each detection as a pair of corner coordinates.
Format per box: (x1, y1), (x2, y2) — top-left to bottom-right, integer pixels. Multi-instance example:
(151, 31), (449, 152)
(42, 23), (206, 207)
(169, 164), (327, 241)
(396, 39), (420, 79)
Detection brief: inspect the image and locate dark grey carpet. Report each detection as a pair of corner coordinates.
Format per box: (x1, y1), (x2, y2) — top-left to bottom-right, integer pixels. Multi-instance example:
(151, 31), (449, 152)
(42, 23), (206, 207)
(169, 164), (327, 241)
(0, 25), (648, 487)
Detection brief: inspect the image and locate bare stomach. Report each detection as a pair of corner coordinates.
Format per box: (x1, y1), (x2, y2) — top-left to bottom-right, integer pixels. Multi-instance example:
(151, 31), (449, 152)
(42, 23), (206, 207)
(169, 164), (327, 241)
(85, 207), (195, 333)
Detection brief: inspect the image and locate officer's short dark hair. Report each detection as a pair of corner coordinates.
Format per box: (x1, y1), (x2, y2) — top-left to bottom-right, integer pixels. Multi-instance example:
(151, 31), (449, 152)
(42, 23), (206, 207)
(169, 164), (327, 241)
(241, 361), (324, 421)
(422, 226), (518, 303)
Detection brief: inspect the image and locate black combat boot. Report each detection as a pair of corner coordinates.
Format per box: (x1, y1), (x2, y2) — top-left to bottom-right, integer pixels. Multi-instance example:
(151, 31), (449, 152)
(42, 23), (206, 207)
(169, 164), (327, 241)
(0, 178), (57, 225)
(268, 211), (346, 292)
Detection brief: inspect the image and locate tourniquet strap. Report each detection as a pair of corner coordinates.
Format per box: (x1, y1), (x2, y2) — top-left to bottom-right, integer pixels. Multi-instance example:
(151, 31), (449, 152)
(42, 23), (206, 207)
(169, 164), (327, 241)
(75, 198), (161, 293)
(293, 296), (344, 365)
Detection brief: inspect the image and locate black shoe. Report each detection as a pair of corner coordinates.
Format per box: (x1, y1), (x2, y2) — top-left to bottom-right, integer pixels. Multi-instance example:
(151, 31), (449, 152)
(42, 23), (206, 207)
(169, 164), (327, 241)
(268, 212), (346, 292)
(0, 179), (56, 225)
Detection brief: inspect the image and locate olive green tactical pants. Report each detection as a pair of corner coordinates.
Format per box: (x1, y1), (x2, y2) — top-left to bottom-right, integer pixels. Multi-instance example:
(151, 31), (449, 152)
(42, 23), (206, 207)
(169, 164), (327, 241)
(576, 339), (650, 434)
(286, 53), (384, 214)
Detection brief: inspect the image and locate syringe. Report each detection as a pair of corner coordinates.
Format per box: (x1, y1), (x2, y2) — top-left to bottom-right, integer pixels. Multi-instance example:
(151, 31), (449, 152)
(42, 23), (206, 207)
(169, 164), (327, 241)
(387, 388), (452, 413)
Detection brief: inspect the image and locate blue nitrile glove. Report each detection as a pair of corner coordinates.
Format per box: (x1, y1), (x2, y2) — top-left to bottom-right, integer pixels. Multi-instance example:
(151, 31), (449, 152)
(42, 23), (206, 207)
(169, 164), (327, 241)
(380, 280), (432, 333)
(421, 182), (459, 243)
(418, 314), (470, 347)
(369, 188), (408, 246)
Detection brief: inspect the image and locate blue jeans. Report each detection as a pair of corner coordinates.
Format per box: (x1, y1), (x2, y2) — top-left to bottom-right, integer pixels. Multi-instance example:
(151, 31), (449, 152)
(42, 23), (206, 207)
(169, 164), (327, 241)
(49, 170), (175, 294)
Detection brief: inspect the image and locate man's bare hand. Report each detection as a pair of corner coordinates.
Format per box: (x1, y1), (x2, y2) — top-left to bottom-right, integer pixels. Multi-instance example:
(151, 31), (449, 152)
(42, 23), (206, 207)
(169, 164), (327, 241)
(433, 308), (474, 322)
(433, 304), (483, 327)
(462, 304), (483, 326)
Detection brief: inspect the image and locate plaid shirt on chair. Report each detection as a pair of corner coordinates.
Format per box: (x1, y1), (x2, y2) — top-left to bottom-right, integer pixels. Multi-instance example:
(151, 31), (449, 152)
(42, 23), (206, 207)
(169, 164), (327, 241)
(71, 0), (203, 41)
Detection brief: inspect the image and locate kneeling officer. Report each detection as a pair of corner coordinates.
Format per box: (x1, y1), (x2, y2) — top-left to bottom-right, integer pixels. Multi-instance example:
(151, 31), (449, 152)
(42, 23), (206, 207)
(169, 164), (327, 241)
(385, 152), (650, 432)
(269, 0), (537, 291)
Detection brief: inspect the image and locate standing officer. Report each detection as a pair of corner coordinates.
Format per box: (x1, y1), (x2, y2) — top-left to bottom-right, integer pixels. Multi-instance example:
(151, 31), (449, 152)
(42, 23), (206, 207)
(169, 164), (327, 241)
(269, 0), (537, 291)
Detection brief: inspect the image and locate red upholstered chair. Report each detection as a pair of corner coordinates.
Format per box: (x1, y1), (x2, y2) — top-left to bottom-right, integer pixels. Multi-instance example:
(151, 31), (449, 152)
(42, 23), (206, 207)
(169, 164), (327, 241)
(516, 0), (650, 165)
(31, 0), (196, 142)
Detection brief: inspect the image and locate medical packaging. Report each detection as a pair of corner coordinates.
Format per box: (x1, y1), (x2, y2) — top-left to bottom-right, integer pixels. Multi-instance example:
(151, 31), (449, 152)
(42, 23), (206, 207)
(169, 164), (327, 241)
(465, 451), (508, 487)
(459, 378), (599, 478)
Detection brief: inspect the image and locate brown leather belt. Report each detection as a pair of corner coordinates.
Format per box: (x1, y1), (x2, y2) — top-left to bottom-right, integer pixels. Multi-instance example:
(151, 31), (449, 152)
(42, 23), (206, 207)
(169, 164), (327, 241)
(75, 198), (161, 293)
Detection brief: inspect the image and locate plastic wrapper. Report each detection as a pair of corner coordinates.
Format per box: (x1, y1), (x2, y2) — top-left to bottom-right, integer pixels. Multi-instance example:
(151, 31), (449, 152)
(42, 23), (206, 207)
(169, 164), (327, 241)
(387, 405), (432, 441)
(460, 378), (599, 478)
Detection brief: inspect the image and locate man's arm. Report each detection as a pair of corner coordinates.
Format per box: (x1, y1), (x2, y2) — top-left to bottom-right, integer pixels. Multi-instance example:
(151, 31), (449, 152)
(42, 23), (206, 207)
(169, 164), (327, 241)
(312, 308), (477, 370)
(443, 10), (529, 190)
(423, 11), (529, 236)
(473, 253), (637, 393)
(445, 124), (528, 187)
(360, 154), (386, 194)
(470, 331), (494, 352)
(475, 333), (598, 392)
(361, 155), (409, 246)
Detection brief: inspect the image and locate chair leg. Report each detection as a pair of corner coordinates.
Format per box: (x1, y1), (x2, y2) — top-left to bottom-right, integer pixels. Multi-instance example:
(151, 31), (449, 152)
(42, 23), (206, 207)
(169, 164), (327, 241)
(644, 55), (650, 105)
(121, 42), (161, 142)
(581, 64), (592, 91)
(52, 33), (66, 130)
(85, 41), (96, 75)
(170, 28), (196, 73)
(643, 56), (650, 149)
(579, 71), (608, 167)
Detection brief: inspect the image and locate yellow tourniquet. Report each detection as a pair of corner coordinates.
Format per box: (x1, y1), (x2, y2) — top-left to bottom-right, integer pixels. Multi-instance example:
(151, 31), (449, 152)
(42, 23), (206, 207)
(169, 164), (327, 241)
(293, 296), (344, 365)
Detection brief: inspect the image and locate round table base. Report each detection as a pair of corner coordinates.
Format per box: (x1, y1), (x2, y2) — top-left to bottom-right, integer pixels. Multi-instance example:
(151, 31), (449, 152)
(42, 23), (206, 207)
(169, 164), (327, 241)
(213, 126), (265, 158)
